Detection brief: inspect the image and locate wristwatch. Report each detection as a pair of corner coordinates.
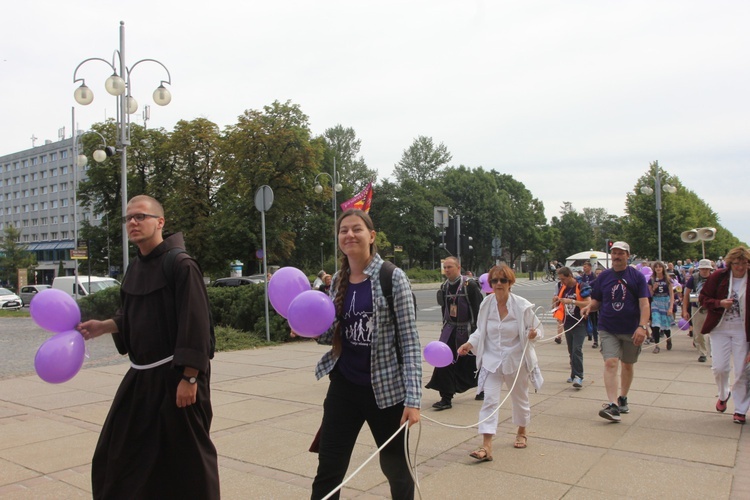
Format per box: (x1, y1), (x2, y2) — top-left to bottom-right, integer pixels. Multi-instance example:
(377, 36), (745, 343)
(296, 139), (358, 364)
(181, 374), (198, 384)
(639, 325), (649, 331)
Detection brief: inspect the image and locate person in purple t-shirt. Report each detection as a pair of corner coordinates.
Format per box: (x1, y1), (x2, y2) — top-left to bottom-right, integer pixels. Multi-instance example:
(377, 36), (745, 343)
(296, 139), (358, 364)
(581, 242), (650, 423)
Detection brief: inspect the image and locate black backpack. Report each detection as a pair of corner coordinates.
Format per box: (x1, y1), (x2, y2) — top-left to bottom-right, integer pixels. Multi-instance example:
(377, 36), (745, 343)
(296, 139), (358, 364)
(162, 248), (216, 359)
(379, 260), (417, 365)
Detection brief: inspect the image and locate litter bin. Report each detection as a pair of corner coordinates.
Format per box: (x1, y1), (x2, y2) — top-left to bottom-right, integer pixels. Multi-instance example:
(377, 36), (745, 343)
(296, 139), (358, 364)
(529, 271), (534, 280)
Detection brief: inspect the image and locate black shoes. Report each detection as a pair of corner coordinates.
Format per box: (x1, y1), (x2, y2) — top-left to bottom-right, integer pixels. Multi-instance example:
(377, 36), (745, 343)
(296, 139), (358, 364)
(475, 392), (485, 400)
(599, 403), (621, 422)
(617, 396), (630, 414)
(432, 399), (452, 410)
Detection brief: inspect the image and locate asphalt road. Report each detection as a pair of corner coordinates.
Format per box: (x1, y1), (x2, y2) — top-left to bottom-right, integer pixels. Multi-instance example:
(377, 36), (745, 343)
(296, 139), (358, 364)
(1, 279), (557, 380)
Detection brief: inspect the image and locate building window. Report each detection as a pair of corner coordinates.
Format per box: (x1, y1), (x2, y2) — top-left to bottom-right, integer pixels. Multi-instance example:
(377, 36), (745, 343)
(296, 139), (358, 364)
(41, 233), (48, 239)
(31, 157), (38, 166)
(60, 182), (67, 191)
(60, 151), (68, 159)
(61, 166), (69, 175)
(31, 188), (37, 196)
(41, 201), (47, 210)
(23, 219), (29, 227)
(32, 219), (38, 226)
(23, 189), (29, 197)
(22, 174), (29, 182)
(51, 152), (58, 161)
(41, 155), (48, 164)
(22, 160), (28, 168)
(32, 234), (38, 241)
(41, 217), (47, 225)
(41, 186), (47, 194)
(61, 198), (69, 207)
(32, 172), (38, 181)
(51, 200), (58, 209)
(61, 215), (68, 223)
(41, 171), (47, 179)
(51, 216), (58, 224)
(51, 184), (58, 193)
(23, 205), (29, 212)
(61, 231), (68, 239)
(32, 203), (38, 211)
(51, 232), (58, 240)
(50, 168), (57, 177)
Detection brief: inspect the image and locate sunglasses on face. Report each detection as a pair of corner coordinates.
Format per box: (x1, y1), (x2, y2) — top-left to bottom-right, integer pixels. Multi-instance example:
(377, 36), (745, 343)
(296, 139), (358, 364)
(489, 278), (510, 285)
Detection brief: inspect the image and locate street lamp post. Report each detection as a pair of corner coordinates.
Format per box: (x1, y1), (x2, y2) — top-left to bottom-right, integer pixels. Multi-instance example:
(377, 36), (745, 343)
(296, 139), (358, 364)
(640, 167), (677, 262)
(72, 21), (172, 275)
(71, 108), (114, 297)
(314, 158), (343, 274)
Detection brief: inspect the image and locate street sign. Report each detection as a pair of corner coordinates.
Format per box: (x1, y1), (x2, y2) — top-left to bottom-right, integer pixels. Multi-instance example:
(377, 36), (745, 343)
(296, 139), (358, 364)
(254, 185), (274, 212)
(433, 206), (449, 228)
(71, 250), (88, 259)
(491, 237), (502, 257)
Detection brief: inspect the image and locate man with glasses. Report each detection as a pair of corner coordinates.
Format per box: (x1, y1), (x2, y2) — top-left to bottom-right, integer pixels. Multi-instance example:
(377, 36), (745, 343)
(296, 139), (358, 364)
(77, 195), (219, 498)
(581, 242), (650, 422)
(427, 257), (483, 410)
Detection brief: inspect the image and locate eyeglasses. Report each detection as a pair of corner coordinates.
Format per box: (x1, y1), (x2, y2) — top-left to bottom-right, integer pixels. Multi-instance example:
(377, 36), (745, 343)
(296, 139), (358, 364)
(122, 213), (160, 224)
(489, 278), (510, 285)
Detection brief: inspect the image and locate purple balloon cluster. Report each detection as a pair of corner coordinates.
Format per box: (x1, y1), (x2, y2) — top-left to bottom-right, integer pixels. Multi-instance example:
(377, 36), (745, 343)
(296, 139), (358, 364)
(268, 267), (336, 338)
(30, 289), (84, 384)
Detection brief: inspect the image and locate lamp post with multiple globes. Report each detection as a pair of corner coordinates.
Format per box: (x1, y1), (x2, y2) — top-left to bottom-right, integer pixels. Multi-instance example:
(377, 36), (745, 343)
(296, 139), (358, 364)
(314, 160), (343, 274)
(640, 167), (677, 262)
(72, 21), (172, 274)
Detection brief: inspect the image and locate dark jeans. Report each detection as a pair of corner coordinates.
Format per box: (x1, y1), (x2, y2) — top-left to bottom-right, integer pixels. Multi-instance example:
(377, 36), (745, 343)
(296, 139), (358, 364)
(311, 370), (413, 500)
(565, 322), (587, 379)
(588, 312), (599, 342)
(652, 326), (671, 344)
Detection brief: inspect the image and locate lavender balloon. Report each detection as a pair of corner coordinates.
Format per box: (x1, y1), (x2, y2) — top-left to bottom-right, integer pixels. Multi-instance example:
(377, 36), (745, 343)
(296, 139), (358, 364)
(268, 267), (312, 318)
(29, 288), (81, 333)
(479, 273), (492, 294)
(34, 330), (86, 384)
(287, 290), (336, 337)
(678, 318), (690, 331)
(640, 266), (653, 281)
(424, 341), (453, 368)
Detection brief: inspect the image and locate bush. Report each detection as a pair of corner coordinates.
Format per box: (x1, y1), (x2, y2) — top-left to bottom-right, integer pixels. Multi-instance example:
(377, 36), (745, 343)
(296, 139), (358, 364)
(404, 267), (442, 283)
(78, 287), (121, 321)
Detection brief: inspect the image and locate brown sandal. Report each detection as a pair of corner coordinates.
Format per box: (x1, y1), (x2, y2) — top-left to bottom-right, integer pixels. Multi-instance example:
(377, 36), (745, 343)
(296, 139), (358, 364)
(514, 434), (527, 449)
(469, 447), (493, 462)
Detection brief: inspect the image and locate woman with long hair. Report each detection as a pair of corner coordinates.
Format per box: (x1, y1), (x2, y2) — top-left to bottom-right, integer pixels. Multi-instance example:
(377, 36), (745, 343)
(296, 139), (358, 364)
(700, 246), (750, 424)
(457, 265), (544, 460)
(311, 209), (421, 499)
(649, 261), (674, 353)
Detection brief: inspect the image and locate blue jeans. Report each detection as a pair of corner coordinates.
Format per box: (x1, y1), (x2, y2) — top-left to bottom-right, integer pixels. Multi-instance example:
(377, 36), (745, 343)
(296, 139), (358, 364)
(565, 322), (587, 379)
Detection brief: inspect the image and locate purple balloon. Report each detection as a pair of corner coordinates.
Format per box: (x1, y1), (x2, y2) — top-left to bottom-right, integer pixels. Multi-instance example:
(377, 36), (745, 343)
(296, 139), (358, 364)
(268, 267), (312, 318)
(479, 273), (493, 294)
(34, 330), (86, 384)
(424, 341), (453, 368)
(287, 290), (336, 338)
(678, 318), (690, 331)
(640, 266), (653, 281)
(29, 288), (81, 333)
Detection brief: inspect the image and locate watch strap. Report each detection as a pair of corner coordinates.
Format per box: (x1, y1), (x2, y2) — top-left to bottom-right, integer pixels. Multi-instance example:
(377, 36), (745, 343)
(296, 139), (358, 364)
(181, 374), (197, 384)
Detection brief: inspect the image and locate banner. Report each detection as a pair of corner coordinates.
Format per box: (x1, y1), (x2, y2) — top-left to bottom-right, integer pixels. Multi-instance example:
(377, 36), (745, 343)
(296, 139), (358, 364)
(340, 182), (373, 213)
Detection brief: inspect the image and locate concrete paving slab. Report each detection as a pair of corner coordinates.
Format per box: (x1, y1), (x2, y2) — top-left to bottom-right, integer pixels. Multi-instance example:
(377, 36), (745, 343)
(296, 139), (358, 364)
(0, 431), (99, 474)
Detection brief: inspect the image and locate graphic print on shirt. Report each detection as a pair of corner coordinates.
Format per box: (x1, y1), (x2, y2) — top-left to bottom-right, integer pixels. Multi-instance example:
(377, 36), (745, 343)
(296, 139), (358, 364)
(724, 289), (742, 324)
(343, 289), (373, 346)
(610, 281), (628, 312)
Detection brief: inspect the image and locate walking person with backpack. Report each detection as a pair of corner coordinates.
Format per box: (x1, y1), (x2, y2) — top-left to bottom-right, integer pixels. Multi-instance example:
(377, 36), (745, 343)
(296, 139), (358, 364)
(426, 256), (483, 410)
(77, 195), (219, 499)
(311, 209), (421, 500)
(553, 267), (591, 389)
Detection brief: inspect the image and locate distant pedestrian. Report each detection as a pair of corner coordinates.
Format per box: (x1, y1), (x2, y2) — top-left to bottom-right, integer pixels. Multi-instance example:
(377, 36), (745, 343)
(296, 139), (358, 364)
(649, 261), (674, 353)
(682, 259), (713, 362)
(313, 270), (326, 289)
(580, 262), (599, 348)
(317, 274), (332, 294)
(553, 267), (591, 388)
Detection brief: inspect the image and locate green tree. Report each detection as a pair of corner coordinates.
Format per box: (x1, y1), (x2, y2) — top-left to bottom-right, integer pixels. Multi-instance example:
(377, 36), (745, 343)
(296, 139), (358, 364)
(0, 226), (36, 287)
(217, 100), (324, 271)
(393, 136), (452, 185)
(322, 125), (377, 189)
(551, 203), (594, 260)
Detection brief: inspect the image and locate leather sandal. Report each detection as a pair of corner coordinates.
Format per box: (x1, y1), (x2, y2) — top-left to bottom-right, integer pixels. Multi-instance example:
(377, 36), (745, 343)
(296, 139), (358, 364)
(514, 434), (528, 449)
(469, 447), (493, 462)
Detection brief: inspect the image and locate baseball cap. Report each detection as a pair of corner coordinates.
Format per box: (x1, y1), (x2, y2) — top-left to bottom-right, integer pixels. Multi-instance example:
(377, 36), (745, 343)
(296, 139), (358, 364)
(611, 241), (630, 253)
(698, 259), (713, 269)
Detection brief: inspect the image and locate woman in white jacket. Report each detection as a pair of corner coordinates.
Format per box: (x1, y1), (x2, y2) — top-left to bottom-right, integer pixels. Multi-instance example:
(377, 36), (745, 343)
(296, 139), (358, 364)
(458, 265), (544, 460)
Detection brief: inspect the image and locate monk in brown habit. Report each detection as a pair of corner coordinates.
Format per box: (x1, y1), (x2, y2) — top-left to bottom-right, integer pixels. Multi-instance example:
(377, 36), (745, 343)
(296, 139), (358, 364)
(78, 195), (219, 499)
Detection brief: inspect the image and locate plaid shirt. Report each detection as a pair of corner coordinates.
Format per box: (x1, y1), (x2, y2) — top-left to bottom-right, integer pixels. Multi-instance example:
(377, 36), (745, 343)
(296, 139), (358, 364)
(315, 254), (422, 409)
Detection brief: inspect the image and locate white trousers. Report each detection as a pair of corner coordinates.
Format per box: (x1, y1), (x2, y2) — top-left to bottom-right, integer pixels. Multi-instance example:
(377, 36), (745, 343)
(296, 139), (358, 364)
(478, 364), (530, 435)
(710, 329), (750, 415)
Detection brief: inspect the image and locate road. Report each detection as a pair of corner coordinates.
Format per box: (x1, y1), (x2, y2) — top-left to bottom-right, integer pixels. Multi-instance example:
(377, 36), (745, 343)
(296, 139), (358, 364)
(0, 278), (558, 380)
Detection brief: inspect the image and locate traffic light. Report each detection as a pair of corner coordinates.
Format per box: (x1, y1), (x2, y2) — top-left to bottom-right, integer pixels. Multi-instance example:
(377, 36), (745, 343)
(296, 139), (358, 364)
(606, 239), (612, 252)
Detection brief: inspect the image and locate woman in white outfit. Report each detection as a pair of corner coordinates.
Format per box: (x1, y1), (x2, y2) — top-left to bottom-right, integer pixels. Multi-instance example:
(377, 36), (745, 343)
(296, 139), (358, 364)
(458, 265), (544, 460)
(699, 246), (750, 424)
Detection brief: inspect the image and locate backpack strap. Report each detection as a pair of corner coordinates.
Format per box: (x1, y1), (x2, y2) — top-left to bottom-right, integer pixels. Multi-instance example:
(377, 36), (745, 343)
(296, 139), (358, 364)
(379, 261), (403, 366)
(162, 248), (188, 291)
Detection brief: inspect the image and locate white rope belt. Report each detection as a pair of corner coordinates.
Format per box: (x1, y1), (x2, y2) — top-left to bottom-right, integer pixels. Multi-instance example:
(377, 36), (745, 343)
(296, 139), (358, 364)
(130, 355), (174, 370)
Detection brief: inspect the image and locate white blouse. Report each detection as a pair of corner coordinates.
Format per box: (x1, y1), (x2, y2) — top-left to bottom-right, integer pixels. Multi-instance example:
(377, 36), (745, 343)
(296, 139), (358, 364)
(482, 298), (525, 375)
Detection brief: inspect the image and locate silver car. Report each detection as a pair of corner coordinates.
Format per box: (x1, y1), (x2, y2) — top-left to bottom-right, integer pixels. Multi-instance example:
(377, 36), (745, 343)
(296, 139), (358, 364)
(0, 287), (23, 310)
(19, 285), (51, 307)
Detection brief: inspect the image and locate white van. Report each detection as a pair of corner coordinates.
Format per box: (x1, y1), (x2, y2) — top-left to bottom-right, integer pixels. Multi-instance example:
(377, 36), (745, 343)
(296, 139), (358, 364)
(51, 275), (120, 299)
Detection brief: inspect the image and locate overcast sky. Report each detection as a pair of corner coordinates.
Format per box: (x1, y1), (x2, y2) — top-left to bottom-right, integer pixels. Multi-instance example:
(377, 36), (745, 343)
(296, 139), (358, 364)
(3, 0), (748, 249)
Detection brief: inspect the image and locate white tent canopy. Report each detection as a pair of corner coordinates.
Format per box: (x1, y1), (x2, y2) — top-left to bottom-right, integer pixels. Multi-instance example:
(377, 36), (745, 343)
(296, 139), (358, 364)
(565, 251), (611, 270)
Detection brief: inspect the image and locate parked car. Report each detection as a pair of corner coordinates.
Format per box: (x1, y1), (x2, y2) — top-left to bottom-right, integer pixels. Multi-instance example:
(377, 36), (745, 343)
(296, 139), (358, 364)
(0, 287), (23, 310)
(51, 276), (120, 299)
(212, 274), (266, 287)
(19, 284), (51, 307)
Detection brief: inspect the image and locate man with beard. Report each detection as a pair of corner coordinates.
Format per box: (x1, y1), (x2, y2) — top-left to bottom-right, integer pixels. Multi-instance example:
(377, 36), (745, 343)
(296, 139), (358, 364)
(427, 257), (483, 410)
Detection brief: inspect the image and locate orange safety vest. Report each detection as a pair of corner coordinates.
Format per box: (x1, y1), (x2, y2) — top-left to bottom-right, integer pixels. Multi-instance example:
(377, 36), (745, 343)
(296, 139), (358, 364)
(553, 282), (583, 322)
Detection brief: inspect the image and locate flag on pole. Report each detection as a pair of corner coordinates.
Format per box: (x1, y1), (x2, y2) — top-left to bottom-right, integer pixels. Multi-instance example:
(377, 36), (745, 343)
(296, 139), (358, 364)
(340, 182), (373, 213)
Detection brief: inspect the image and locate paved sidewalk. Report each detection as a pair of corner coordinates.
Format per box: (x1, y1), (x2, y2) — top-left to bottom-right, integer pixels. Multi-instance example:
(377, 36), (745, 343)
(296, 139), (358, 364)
(0, 320), (748, 499)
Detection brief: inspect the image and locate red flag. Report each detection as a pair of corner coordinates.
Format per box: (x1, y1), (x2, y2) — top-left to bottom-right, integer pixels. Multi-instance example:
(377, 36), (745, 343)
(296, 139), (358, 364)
(340, 182), (373, 213)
